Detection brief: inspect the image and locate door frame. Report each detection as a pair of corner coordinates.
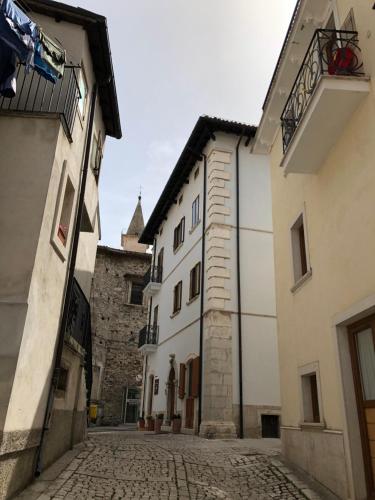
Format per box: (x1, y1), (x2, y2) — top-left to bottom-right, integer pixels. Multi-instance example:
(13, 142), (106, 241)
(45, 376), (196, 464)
(348, 315), (375, 498)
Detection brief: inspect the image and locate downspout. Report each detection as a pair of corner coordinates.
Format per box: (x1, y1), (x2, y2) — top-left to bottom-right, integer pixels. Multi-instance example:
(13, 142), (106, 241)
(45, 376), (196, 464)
(236, 134), (244, 439)
(35, 84), (98, 476)
(198, 153), (207, 430)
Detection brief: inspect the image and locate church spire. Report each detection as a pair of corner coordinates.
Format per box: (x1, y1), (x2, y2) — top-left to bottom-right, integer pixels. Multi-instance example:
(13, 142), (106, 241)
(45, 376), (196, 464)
(121, 196), (148, 253)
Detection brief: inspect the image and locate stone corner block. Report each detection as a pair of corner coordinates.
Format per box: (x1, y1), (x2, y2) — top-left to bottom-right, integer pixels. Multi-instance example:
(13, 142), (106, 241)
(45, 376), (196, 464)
(199, 421), (237, 440)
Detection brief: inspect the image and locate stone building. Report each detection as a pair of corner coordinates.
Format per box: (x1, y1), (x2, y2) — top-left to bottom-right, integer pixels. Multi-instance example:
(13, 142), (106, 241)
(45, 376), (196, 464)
(91, 197), (151, 426)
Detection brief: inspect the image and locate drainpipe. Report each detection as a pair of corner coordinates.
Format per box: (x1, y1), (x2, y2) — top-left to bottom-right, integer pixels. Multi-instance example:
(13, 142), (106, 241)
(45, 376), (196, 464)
(34, 84), (98, 476)
(236, 134), (244, 439)
(198, 153), (207, 430)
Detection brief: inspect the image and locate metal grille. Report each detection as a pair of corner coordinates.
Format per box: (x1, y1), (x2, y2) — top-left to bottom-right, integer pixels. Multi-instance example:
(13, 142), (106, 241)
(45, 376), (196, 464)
(281, 29), (364, 153)
(138, 325), (159, 348)
(143, 265), (163, 288)
(0, 64), (80, 142)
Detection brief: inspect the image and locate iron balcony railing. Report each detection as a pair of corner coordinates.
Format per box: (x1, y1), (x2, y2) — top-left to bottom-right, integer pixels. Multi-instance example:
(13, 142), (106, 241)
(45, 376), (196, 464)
(0, 64), (80, 143)
(143, 265), (163, 288)
(138, 325), (159, 348)
(281, 29), (365, 153)
(65, 278), (92, 402)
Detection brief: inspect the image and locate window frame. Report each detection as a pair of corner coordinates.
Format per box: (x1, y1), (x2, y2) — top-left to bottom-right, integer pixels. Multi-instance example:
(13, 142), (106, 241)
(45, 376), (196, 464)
(77, 66), (88, 121)
(189, 262), (201, 301)
(290, 209), (312, 291)
(299, 362), (324, 427)
(191, 195), (200, 229)
(129, 280), (144, 306)
(173, 217), (185, 251)
(173, 281), (183, 314)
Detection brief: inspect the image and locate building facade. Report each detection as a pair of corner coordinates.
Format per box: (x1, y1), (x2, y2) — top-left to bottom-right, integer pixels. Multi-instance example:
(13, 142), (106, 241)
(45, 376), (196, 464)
(0, 1), (121, 498)
(139, 116), (280, 439)
(91, 199), (151, 426)
(254, 1), (374, 498)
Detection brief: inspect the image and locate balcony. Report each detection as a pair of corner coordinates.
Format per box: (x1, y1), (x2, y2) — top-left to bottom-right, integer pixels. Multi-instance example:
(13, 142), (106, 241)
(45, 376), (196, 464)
(143, 266), (163, 297)
(138, 325), (159, 354)
(281, 29), (370, 174)
(0, 64), (80, 143)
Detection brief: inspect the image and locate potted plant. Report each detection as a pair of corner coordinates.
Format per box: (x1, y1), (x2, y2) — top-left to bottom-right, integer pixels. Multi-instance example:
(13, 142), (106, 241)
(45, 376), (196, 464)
(172, 414), (182, 434)
(155, 413), (164, 433)
(146, 415), (155, 431)
(138, 415), (145, 431)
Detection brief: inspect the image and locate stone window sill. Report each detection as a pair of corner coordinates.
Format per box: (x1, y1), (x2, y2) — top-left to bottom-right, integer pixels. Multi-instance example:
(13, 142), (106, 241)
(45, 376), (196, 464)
(186, 294), (199, 306)
(170, 309), (181, 319)
(189, 221), (201, 235)
(290, 268), (312, 294)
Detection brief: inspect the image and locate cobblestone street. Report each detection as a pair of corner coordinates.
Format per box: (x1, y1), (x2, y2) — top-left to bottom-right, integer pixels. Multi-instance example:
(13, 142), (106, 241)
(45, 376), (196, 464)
(17, 431), (329, 500)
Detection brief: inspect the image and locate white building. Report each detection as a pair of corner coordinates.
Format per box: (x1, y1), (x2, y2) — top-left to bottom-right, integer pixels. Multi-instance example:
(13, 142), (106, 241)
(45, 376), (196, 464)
(139, 116), (280, 438)
(0, 1), (121, 498)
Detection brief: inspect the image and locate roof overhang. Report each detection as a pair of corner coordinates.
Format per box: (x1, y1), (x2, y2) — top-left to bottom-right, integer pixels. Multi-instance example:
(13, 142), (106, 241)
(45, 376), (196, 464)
(140, 116), (256, 245)
(24, 0), (122, 139)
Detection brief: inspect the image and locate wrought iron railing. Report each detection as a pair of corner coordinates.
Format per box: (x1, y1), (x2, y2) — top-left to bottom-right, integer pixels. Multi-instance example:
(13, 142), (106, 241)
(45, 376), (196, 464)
(138, 325), (159, 348)
(0, 64), (80, 142)
(143, 266), (163, 288)
(281, 29), (364, 153)
(65, 278), (92, 402)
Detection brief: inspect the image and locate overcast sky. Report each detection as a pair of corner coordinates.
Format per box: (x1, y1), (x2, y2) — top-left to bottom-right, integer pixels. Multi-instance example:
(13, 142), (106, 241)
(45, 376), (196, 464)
(64, 0), (296, 248)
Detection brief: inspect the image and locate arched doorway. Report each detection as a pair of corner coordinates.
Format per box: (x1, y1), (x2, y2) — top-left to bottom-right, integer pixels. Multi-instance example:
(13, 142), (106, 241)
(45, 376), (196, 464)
(166, 366), (175, 424)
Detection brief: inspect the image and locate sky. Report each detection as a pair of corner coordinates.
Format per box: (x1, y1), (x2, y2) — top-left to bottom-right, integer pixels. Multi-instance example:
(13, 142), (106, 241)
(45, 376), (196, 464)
(64, 0), (296, 248)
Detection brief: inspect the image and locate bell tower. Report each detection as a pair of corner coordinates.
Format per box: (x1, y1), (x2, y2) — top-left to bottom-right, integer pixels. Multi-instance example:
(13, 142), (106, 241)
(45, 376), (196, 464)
(121, 196), (148, 253)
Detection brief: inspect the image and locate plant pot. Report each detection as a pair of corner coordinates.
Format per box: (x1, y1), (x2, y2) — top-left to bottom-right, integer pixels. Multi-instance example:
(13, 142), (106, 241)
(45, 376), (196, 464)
(146, 418), (155, 431)
(138, 419), (145, 431)
(172, 418), (181, 434)
(154, 418), (163, 433)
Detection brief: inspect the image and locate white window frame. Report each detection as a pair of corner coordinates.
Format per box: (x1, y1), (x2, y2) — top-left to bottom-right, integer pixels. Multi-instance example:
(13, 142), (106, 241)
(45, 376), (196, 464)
(290, 206), (312, 292)
(51, 161), (77, 262)
(298, 361), (325, 427)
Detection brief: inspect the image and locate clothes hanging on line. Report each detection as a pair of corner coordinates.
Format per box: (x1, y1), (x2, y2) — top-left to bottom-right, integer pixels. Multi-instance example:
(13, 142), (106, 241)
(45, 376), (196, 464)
(34, 30), (66, 84)
(0, 39), (17, 97)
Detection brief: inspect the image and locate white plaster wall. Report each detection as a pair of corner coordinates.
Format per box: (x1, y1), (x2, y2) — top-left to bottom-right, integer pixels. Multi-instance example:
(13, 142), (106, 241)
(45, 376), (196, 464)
(3, 18), (105, 433)
(144, 133), (279, 416)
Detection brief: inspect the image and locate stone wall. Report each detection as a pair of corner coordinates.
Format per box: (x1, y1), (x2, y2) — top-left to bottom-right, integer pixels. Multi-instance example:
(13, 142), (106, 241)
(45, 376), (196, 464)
(90, 246), (151, 426)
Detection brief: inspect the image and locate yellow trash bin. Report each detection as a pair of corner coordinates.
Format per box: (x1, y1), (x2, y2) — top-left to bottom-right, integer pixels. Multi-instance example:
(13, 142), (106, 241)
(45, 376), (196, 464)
(89, 404), (97, 422)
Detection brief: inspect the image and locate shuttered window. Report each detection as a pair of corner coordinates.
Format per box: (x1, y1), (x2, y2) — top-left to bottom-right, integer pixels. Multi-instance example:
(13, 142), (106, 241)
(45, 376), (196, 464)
(173, 217), (185, 251)
(189, 262), (201, 300)
(173, 281), (182, 314)
(179, 363), (186, 399)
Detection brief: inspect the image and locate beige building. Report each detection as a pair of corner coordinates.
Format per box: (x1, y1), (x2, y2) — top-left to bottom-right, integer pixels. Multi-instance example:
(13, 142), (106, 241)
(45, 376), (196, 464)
(0, 1), (121, 498)
(254, 1), (374, 498)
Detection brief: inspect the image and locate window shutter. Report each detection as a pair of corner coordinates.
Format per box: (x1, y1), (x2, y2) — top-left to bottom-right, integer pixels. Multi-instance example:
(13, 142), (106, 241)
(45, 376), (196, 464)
(197, 262), (201, 295)
(179, 363), (186, 399)
(173, 227), (177, 250)
(181, 217), (185, 242)
(189, 268), (193, 300)
(191, 356), (200, 398)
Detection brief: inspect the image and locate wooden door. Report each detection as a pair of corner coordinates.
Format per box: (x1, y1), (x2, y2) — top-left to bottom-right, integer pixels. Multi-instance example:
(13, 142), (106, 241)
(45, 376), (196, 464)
(349, 316), (375, 498)
(185, 398), (194, 429)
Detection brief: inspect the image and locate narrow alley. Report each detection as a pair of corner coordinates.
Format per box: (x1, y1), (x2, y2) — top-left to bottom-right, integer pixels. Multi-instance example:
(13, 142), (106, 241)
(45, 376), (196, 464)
(17, 431), (328, 500)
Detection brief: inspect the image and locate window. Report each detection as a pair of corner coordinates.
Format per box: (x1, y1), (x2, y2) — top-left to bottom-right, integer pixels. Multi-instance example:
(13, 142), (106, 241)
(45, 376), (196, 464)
(178, 194), (183, 205)
(189, 262), (201, 300)
(194, 167), (199, 179)
(78, 68), (88, 118)
(173, 217), (185, 251)
(130, 281), (143, 305)
(192, 195), (200, 228)
(157, 248), (164, 282)
(153, 305), (158, 328)
(57, 367), (69, 392)
(57, 176), (75, 246)
(301, 372), (321, 423)
(90, 131), (103, 180)
(291, 213), (309, 284)
(173, 281), (182, 314)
